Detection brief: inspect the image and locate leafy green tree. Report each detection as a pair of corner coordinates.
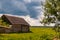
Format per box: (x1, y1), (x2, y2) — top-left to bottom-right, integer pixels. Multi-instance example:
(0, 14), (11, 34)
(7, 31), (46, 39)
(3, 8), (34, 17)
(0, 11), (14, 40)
(42, 0), (60, 32)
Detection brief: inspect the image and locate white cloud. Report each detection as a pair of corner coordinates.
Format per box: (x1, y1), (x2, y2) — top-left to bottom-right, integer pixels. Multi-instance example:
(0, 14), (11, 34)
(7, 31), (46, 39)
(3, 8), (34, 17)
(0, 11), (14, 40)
(31, 0), (45, 3)
(0, 14), (3, 17)
(23, 0), (31, 3)
(19, 15), (43, 26)
(38, 12), (44, 21)
(31, 0), (41, 2)
(12, 0), (28, 12)
(33, 6), (44, 21)
(33, 6), (43, 14)
(23, 0), (41, 3)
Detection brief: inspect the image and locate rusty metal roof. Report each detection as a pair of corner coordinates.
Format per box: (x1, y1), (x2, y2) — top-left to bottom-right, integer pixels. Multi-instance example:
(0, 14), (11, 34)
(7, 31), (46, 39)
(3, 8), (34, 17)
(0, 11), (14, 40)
(2, 15), (30, 26)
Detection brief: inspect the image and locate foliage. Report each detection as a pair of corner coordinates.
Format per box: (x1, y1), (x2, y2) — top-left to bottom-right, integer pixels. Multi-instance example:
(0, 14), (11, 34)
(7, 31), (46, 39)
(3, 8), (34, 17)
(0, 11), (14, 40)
(42, 0), (60, 32)
(42, 0), (60, 24)
(0, 27), (59, 40)
(0, 18), (9, 27)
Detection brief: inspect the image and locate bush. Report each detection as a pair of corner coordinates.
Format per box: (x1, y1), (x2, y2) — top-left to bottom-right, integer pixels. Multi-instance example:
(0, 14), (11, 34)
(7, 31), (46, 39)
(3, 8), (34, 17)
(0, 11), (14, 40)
(40, 34), (53, 40)
(54, 25), (60, 32)
(0, 18), (10, 27)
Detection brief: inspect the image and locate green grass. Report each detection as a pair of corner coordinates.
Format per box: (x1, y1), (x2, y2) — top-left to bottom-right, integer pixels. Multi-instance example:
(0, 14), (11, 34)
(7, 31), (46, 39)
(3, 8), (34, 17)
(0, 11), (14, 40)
(0, 27), (59, 40)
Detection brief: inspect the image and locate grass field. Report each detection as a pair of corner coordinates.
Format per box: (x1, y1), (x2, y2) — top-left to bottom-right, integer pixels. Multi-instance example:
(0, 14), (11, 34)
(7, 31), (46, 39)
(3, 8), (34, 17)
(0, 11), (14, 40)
(0, 27), (59, 40)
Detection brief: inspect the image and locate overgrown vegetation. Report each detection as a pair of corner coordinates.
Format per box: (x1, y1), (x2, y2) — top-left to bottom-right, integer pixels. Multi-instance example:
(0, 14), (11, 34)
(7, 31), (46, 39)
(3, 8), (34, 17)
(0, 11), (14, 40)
(0, 27), (59, 40)
(0, 18), (9, 27)
(41, 0), (60, 32)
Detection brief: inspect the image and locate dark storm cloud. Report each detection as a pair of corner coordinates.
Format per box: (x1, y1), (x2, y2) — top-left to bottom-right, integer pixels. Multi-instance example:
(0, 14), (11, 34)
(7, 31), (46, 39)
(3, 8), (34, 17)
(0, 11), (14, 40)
(0, 0), (43, 18)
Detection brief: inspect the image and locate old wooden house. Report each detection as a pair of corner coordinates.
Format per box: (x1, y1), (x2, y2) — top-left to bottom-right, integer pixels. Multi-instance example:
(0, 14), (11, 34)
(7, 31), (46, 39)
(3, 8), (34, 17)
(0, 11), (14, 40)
(0, 15), (30, 33)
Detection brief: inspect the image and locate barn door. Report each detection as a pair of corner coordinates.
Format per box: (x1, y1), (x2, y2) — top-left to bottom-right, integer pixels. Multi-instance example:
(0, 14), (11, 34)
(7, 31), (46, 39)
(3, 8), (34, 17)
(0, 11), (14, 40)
(21, 25), (28, 32)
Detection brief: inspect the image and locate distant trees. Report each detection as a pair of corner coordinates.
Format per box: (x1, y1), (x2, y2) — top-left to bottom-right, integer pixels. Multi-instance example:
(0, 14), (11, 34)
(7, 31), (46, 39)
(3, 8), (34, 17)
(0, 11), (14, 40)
(42, 0), (60, 32)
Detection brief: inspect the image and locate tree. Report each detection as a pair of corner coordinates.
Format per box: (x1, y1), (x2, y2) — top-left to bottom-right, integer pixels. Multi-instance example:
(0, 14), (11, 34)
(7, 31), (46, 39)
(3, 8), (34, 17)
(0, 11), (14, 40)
(42, 0), (60, 32)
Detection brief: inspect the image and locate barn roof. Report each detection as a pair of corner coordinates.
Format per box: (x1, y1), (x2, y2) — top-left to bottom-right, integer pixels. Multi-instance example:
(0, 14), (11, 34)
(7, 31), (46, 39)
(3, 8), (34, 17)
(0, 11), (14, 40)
(2, 15), (30, 26)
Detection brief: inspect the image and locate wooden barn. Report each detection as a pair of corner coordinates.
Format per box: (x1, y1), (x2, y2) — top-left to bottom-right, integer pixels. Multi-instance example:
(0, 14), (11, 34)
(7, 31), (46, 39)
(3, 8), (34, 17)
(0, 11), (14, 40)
(1, 15), (30, 33)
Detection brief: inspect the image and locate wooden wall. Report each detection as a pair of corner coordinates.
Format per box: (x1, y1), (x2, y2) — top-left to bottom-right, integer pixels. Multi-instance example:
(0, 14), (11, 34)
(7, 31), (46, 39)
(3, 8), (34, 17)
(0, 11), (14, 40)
(11, 24), (29, 32)
(0, 27), (5, 33)
(11, 24), (22, 32)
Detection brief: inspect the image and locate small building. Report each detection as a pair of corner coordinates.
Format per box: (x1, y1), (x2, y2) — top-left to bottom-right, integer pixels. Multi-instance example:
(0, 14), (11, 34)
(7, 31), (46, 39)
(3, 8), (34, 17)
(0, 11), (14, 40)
(1, 15), (30, 33)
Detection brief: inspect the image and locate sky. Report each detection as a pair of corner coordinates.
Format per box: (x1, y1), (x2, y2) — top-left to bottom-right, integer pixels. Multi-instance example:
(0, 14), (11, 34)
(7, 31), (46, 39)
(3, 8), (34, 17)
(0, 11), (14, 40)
(0, 0), (48, 26)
